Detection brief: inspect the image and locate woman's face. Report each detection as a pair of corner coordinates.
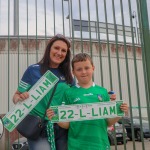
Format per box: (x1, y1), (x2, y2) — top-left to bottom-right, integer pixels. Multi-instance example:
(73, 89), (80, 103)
(49, 40), (68, 68)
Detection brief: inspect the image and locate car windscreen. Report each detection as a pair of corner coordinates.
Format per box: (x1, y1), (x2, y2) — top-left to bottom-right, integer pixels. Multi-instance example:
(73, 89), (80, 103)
(133, 119), (148, 125)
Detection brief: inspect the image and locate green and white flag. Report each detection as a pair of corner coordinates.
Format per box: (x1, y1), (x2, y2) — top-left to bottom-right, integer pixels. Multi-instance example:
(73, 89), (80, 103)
(51, 100), (124, 123)
(2, 70), (59, 132)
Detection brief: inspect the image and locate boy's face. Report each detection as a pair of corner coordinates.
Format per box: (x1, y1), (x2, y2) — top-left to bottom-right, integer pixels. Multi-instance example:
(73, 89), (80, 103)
(72, 59), (95, 86)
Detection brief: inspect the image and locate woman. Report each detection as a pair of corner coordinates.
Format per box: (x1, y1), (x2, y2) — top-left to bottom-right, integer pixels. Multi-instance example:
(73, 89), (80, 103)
(13, 34), (73, 150)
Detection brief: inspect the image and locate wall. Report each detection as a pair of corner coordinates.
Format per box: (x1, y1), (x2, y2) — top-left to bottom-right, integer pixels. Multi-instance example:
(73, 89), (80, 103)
(0, 37), (146, 117)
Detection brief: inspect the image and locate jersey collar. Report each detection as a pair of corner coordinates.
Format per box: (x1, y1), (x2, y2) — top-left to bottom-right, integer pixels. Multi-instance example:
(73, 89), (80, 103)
(75, 82), (95, 88)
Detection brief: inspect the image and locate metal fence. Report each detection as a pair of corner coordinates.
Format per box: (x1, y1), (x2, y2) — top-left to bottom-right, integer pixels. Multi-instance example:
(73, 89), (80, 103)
(0, 0), (150, 150)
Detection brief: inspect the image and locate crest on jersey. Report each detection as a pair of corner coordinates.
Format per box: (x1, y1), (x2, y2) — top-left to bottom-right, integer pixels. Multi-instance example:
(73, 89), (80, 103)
(97, 94), (103, 101)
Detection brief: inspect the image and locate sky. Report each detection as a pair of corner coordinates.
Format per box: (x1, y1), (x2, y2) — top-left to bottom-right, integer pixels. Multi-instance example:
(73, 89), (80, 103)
(0, 0), (149, 42)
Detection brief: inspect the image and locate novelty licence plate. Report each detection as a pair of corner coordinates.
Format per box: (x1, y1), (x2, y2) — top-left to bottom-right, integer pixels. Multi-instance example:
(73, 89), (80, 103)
(3, 71), (58, 132)
(51, 100), (124, 122)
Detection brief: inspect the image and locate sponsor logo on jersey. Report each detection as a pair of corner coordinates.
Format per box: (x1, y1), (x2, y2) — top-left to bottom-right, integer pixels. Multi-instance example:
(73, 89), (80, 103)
(60, 76), (65, 80)
(83, 93), (93, 96)
(73, 97), (80, 103)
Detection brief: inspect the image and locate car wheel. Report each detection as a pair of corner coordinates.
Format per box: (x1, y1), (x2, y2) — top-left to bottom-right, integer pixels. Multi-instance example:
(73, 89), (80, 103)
(120, 141), (124, 145)
(136, 131), (141, 142)
(124, 140), (128, 144)
(108, 137), (112, 145)
(128, 136), (132, 141)
(121, 140), (128, 144)
(127, 133), (132, 141)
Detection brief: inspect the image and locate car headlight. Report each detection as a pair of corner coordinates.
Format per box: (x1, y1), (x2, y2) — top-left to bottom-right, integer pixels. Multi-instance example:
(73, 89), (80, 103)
(115, 129), (123, 133)
(124, 128), (127, 133)
(12, 143), (23, 150)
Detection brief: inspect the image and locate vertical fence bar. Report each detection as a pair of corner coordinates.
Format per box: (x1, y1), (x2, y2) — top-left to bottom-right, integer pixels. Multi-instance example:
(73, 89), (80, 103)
(44, 0), (48, 51)
(87, 0), (93, 58)
(139, 0), (150, 103)
(70, 0), (75, 55)
(35, 0), (38, 62)
(78, 0), (83, 52)
(138, 0), (150, 136)
(0, 0), (2, 33)
(128, 0), (146, 149)
(119, 0), (136, 149)
(7, 0), (10, 149)
(111, 0), (125, 149)
(95, 0), (104, 86)
(44, 0), (47, 38)
(103, 0), (113, 91)
(67, 0), (71, 37)
(111, 0), (123, 101)
(62, 0), (65, 35)
(16, 0), (21, 145)
(53, 0), (56, 35)
(26, 0), (29, 66)
(137, 0), (150, 131)
(14, 0), (19, 35)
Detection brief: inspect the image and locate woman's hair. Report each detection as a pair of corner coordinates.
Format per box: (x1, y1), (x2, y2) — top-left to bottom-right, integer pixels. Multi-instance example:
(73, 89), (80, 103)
(38, 34), (73, 84)
(72, 53), (94, 69)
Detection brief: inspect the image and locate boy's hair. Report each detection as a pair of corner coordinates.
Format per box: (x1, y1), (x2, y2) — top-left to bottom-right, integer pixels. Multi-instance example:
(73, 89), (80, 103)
(72, 53), (94, 69)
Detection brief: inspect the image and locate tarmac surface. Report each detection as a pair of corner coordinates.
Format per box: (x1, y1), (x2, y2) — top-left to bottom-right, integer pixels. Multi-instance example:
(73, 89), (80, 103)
(111, 139), (150, 150)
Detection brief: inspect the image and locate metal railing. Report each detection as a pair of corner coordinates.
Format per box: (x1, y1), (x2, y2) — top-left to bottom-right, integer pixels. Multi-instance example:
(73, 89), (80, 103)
(0, 0), (150, 149)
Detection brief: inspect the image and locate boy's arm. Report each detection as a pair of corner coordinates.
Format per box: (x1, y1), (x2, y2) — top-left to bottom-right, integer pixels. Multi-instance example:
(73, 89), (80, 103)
(107, 102), (128, 126)
(107, 117), (121, 127)
(57, 122), (70, 129)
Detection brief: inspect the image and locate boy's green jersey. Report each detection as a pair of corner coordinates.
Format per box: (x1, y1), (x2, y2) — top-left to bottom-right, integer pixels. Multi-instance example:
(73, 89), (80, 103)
(63, 83), (111, 150)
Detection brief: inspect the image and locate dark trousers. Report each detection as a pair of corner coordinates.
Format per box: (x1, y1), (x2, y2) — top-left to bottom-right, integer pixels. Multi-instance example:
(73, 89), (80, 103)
(54, 123), (68, 150)
(28, 123), (68, 150)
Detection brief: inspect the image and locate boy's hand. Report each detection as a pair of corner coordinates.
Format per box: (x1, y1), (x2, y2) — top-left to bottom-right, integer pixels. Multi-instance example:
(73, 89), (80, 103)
(120, 103), (128, 114)
(46, 108), (55, 120)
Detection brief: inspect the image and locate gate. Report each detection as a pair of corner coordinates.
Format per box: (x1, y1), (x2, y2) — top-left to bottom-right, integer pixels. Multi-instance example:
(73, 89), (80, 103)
(0, 0), (150, 149)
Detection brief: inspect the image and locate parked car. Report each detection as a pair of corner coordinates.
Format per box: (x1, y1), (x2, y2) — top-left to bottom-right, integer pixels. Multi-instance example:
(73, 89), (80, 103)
(12, 137), (29, 150)
(118, 117), (150, 141)
(107, 122), (128, 145)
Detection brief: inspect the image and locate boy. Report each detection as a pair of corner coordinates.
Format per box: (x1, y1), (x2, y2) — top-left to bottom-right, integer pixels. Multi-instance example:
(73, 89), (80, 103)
(47, 53), (128, 150)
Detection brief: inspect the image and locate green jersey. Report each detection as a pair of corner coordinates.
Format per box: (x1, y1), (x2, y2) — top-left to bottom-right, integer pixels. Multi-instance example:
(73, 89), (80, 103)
(63, 83), (110, 150)
(30, 82), (70, 119)
(17, 64), (71, 120)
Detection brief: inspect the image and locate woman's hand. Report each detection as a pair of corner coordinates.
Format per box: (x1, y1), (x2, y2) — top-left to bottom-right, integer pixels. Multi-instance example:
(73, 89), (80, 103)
(110, 94), (116, 101)
(13, 91), (29, 104)
(108, 91), (116, 101)
(46, 108), (55, 120)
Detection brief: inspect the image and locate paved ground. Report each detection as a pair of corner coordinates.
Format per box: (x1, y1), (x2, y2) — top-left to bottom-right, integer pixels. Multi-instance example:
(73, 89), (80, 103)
(1, 135), (150, 150)
(111, 139), (150, 150)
